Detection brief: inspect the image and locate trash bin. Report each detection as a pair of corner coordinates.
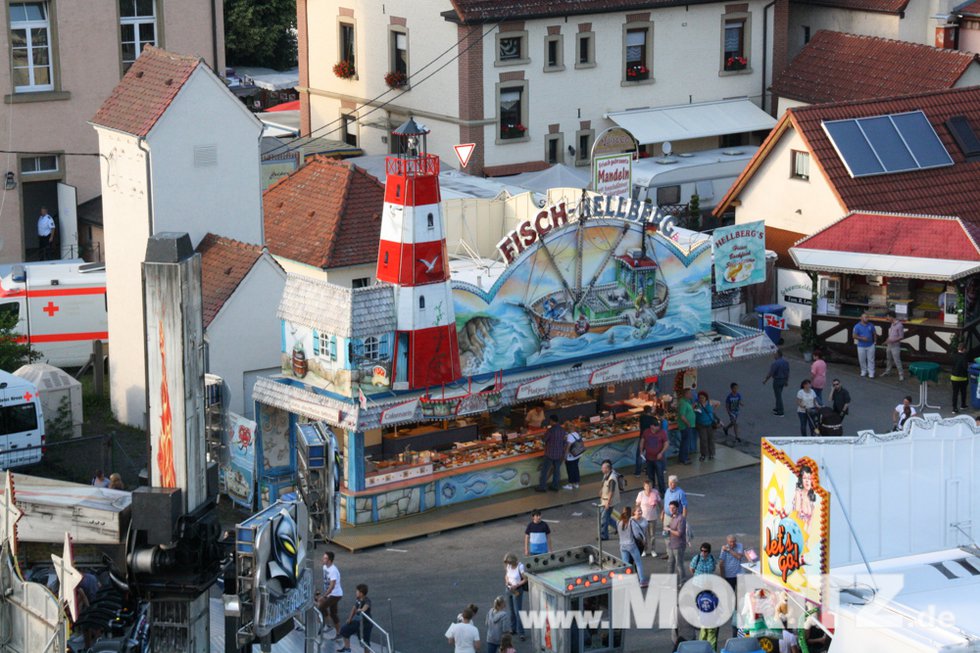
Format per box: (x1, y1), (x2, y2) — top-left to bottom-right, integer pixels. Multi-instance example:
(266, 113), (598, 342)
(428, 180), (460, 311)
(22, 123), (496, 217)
(754, 304), (786, 345)
(969, 362), (980, 409)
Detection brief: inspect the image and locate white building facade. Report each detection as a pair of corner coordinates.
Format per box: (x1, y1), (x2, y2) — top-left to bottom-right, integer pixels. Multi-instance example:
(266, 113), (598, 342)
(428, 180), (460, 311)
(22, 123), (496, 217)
(92, 47), (265, 426)
(298, 0), (788, 177)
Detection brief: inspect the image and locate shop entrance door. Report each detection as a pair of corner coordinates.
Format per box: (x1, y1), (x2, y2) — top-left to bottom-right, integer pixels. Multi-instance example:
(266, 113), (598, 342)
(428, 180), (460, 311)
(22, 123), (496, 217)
(21, 179), (59, 261)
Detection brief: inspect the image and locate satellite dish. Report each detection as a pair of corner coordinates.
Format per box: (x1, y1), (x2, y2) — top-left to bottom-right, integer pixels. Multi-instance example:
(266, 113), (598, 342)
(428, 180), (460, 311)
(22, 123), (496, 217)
(662, 141), (673, 156)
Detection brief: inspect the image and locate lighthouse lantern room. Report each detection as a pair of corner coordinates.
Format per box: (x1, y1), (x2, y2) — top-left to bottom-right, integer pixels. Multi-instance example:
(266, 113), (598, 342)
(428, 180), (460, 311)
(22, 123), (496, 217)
(377, 118), (461, 390)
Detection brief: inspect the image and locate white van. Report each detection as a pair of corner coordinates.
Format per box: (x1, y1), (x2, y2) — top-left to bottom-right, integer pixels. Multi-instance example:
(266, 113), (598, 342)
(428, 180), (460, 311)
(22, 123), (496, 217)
(0, 371), (44, 469)
(0, 260), (107, 368)
(630, 146), (759, 211)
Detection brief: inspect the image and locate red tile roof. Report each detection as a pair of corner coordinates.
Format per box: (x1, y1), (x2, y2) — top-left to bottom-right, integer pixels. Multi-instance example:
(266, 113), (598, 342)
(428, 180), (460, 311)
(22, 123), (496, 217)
(957, 1), (980, 16)
(92, 46), (201, 137)
(790, 0), (909, 13)
(794, 212), (980, 260)
(791, 86), (980, 234)
(196, 234), (267, 327)
(447, 0), (720, 23)
(263, 157), (384, 270)
(716, 87), (980, 238)
(772, 31), (977, 105)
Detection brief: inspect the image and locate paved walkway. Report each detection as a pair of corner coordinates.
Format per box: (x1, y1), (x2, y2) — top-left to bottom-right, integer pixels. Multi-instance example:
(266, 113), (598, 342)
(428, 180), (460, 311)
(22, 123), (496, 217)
(331, 446), (756, 551)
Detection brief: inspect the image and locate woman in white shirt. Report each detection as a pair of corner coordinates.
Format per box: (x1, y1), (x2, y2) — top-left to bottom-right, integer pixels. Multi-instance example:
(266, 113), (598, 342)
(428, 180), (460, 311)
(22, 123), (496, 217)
(634, 479), (661, 558)
(502, 553), (527, 641)
(796, 379), (819, 437)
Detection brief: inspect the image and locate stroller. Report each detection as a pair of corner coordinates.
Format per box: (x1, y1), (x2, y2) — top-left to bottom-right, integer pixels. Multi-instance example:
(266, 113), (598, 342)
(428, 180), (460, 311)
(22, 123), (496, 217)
(808, 406), (843, 436)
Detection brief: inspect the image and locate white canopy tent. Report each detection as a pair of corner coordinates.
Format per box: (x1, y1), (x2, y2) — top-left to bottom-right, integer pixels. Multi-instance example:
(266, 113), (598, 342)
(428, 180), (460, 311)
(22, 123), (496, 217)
(606, 98), (777, 145)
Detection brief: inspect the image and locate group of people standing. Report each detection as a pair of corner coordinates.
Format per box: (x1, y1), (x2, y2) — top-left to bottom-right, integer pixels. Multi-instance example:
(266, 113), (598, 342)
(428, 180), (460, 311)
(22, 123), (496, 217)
(507, 476), (748, 652)
(763, 349), (852, 437)
(852, 312), (906, 381)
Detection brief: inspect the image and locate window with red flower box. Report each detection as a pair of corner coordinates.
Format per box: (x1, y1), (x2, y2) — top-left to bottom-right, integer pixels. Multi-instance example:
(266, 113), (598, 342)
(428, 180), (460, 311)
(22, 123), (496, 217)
(624, 26), (651, 82)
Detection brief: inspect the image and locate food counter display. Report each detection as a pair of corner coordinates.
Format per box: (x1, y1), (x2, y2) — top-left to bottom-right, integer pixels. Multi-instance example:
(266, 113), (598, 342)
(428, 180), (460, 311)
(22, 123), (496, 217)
(346, 409), (656, 525)
(380, 420), (479, 457)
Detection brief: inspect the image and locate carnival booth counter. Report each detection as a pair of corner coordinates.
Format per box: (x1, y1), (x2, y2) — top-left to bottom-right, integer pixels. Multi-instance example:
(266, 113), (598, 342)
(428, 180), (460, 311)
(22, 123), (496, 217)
(248, 118), (776, 525)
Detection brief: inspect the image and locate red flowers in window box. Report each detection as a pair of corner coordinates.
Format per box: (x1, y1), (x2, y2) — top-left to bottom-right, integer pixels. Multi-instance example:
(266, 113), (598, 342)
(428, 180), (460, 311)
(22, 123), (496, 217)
(725, 56), (748, 71)
(626, 64), (649, 80)
(333, 60), (356, 79)
(384, 70), (407, 88)
(502, 123), (527, 139)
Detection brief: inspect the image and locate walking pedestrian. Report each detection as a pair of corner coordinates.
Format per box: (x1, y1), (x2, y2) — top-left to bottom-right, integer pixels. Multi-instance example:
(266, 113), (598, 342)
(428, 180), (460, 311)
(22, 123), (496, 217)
(635, 479), (661, 558)
(690, 543), (719, 650)
(951, 341), (969, 413)
(562, 425), (584, 490)
(810, 351), (827, 402)
(641, 417), (668, 494)
(636, 405), (656, 476)
(485, 597), (509, 653)
(524, 509), (551, 556)
(499, 634), (516, 653)
(616, 505), (647, 587)
(763, 350), (790, 416)
(677, 388), (696, 464)
(829, 379), (850, 419)
(852, 313), (877, 378)
(502, 554), (527, 641)
(722, 383), (743, 444)
(693, 390), (717, 462)
(446, 607), (481, 653)
(317, 551), (343, 636)
(535, 415), (565, 492)
(598, 460), (621, 541)
(664, 500), (688, 583)
(882, 312), (905, 381)
(796, 380), (819, 437)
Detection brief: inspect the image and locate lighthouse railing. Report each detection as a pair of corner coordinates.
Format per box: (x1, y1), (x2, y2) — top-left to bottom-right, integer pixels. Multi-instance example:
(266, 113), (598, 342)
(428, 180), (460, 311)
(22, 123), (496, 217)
(386, 153), (440, 177)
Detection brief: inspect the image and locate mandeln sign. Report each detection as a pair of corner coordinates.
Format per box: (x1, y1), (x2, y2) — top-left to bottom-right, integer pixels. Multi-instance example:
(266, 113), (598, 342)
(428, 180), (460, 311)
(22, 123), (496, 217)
(593, 154), (632, 197)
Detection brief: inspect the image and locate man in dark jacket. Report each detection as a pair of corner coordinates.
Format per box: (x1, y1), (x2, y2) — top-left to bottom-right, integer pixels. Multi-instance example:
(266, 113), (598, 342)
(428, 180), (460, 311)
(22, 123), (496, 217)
(762, 349), (790, 416)
(536, 415), (566, 492)
(951, 342), (969, 413)
(829, 379), (851, 418)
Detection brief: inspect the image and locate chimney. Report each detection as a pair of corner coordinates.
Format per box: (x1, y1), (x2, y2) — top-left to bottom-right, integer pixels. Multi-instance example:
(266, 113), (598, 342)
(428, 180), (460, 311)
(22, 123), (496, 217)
(772, 0), (790, 81)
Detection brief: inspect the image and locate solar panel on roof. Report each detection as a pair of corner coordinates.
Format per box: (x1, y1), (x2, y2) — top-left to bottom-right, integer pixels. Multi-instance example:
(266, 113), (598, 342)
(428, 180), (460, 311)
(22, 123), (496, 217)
(823, 121), (883, 176)
(822, 110), (953, 178)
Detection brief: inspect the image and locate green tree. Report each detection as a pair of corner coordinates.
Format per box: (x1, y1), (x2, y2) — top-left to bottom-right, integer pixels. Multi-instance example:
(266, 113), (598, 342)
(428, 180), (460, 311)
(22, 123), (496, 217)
(0, 309), (39, 372)
(225, 0), (297, 71)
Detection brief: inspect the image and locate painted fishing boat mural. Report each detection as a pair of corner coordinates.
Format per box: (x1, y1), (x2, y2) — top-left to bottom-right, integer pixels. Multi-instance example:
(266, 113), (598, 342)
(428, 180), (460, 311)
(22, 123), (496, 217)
(520, 245), (669, 342)
(453, 195), (712, 376)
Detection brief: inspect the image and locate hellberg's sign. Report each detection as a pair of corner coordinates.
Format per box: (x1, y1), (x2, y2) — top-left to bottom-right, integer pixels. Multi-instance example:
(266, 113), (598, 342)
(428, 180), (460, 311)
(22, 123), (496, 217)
(496, 196), (670, 264)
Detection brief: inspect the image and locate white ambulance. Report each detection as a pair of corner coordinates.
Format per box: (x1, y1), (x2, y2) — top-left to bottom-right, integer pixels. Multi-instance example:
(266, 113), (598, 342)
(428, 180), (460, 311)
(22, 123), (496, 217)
(0, 371), (44, 469)
(0, 260), (107, 368)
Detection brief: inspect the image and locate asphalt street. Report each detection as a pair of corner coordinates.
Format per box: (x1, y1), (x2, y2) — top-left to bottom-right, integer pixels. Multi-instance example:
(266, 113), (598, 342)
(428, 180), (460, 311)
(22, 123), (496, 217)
(311, 335), (960, 652)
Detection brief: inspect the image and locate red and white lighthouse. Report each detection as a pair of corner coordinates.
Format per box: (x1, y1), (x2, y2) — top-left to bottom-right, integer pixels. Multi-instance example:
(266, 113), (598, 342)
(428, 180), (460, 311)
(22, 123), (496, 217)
(377, 118), (461, 389)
